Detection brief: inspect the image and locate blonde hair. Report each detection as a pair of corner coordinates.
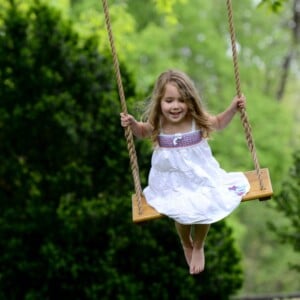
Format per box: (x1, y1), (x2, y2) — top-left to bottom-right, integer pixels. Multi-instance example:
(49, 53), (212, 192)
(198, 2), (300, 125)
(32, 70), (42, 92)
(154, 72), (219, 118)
(143, 69), (213, 143)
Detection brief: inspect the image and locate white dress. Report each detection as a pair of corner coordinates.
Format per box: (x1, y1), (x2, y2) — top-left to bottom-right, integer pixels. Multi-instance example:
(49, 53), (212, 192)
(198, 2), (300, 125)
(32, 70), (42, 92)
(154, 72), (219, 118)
(143, 120), (250, 224)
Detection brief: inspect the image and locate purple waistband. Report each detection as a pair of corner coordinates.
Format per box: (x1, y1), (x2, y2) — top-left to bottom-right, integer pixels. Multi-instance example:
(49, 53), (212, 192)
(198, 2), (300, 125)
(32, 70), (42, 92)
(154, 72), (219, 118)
(158, 131), (202, 148)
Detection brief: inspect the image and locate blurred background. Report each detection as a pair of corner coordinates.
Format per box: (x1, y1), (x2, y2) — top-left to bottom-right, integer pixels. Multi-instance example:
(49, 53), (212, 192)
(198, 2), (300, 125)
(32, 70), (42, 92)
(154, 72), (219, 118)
(0, 0), (299, 299)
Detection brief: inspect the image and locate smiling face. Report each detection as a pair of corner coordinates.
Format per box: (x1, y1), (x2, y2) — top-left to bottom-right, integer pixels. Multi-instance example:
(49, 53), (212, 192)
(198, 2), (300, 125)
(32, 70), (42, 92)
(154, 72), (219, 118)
(160, 83), (189, 126)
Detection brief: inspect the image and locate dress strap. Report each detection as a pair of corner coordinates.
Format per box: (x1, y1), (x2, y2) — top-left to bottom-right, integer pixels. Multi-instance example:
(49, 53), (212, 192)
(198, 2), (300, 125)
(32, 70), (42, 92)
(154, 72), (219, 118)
(191, 119), (196, 131)
(159, 118), (164, 134)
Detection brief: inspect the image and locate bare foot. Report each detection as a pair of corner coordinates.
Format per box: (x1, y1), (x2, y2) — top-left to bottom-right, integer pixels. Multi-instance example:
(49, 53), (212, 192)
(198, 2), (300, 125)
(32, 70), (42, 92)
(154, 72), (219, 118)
(189, 246), (205, 274)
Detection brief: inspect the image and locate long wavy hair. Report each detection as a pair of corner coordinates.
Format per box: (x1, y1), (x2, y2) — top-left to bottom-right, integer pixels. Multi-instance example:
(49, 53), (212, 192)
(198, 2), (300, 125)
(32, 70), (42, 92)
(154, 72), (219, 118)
(143, 69), (214, 143)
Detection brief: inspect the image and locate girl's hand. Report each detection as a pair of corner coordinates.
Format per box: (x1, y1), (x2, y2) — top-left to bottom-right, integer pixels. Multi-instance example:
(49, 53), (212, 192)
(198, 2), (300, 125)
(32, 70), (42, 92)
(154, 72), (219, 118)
(232, 94), (246, 112)
(120, 112), (152, 138)
(120, 112), (136, 127)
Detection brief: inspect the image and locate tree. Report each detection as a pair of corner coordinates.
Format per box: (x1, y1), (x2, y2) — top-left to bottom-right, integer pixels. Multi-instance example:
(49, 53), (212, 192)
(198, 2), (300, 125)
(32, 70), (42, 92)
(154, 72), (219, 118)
(270, 149), (300, 271)
(0, 0), (132, 297)
(276, 0), (300, 100)
(0, 0), (244, 299)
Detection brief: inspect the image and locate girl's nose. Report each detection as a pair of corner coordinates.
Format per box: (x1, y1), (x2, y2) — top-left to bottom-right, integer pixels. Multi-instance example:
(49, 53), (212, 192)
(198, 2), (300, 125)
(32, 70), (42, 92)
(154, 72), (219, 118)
(172, 100), (180, 109)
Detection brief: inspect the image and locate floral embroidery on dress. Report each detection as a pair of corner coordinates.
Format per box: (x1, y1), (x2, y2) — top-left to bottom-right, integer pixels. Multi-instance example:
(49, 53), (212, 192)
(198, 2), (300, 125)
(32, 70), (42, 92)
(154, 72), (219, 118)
(228, 185), (247, 196)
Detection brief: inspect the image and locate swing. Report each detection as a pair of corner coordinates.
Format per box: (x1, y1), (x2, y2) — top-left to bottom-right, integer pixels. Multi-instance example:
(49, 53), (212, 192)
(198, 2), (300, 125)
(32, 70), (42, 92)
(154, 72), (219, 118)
(102, 0), (273, 223)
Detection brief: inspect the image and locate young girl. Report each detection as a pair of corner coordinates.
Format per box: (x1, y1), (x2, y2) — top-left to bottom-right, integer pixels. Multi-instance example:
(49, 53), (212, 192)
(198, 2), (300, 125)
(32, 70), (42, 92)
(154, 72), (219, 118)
(120, 70), (250, 275)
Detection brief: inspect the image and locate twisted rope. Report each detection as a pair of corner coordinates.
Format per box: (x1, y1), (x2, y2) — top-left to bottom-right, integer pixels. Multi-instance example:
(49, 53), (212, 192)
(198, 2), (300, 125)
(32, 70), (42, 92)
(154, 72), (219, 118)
(226, 0), (265, 190)
(101, 0), (143, 214)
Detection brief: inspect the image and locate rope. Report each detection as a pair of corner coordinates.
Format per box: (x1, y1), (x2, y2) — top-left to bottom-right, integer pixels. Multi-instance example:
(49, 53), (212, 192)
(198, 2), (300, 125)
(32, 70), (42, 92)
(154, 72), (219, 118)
(101, 0), (144, 214)
(226, 0), (265, 190)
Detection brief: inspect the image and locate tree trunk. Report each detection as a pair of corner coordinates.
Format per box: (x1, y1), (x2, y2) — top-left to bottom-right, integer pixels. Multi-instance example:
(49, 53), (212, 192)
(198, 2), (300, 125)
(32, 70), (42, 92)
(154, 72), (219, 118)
(276, 0), (300, 101)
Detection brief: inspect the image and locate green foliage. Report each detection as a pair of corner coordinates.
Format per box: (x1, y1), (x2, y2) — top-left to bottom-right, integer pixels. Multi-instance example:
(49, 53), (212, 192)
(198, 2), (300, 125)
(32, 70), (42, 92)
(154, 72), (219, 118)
(0, 0), (129, 297)
(0, 0), (244, 299)
(56, 196), (245, 300)
(269, 149), (300, 271)
(258, 0), (289, 12)
(56, 197), (244, 300)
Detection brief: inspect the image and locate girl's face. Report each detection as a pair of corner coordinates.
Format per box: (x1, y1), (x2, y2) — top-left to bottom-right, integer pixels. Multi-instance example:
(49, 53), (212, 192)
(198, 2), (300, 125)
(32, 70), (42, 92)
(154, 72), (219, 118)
(160, 83), (188, 124)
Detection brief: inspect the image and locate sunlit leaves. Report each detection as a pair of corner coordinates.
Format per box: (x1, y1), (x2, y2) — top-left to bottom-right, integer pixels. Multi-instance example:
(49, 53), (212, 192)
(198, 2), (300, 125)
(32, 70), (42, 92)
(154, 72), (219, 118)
(257, 0), (289, 12)
(153, 0), (187, 25)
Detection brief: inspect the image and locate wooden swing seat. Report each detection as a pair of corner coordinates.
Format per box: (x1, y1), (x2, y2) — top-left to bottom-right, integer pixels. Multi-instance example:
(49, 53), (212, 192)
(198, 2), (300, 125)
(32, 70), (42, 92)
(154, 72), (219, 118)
(132, 168), (273, 223)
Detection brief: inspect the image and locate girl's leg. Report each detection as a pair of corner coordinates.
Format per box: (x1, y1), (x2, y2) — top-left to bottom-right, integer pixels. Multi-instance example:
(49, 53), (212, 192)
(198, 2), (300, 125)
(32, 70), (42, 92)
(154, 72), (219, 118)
(190, 224), (210, 274)
(174, 222), (193, 266)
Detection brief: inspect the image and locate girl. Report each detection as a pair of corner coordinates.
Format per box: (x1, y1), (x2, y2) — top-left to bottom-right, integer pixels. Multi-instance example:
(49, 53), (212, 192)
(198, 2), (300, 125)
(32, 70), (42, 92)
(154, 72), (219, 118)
(120, 70), (250, 275)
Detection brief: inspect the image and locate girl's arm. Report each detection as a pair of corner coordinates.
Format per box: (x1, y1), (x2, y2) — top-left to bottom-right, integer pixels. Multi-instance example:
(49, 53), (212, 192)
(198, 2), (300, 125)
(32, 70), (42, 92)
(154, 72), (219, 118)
(209, 95), (246, 130)
(120, 112), (153, 138)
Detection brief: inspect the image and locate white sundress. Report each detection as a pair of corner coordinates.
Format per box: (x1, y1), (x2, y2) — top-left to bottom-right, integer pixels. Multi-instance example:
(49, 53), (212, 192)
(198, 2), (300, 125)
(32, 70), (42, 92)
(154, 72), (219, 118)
(143, 120), (250, 225)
